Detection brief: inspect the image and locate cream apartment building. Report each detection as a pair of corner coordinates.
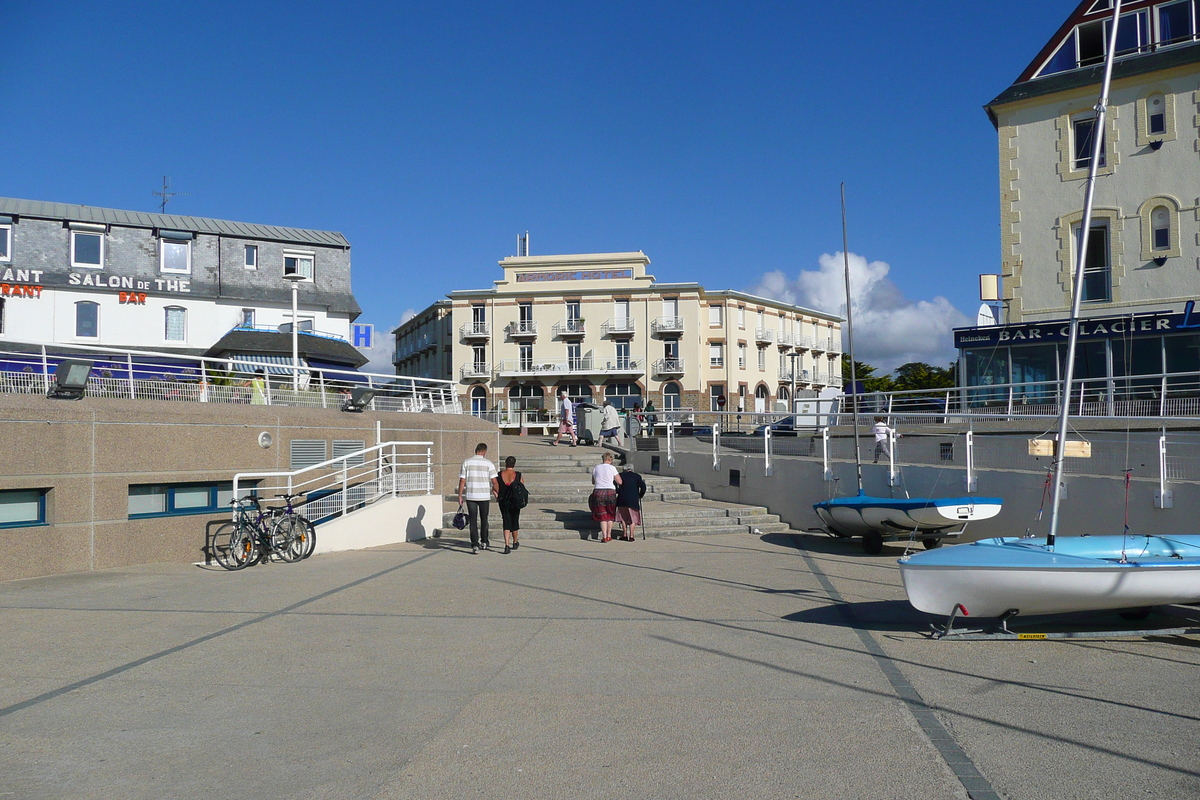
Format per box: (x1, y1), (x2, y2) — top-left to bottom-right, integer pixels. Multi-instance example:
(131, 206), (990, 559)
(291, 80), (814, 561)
(394, 251), (842, 428)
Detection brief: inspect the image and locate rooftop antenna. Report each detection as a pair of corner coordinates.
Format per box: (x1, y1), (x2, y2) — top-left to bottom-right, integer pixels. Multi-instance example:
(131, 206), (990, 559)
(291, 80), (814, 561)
(516, 231), (529, 257)
(152, 176), (189, 213)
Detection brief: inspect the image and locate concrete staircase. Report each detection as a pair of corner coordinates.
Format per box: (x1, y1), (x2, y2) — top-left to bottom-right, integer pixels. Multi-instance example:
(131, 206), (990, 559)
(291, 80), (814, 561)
(438, 450), (795, 540)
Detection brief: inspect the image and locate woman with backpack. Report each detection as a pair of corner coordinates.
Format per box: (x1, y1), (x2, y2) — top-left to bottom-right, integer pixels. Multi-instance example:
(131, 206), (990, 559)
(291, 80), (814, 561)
(497, 456), (528, 554)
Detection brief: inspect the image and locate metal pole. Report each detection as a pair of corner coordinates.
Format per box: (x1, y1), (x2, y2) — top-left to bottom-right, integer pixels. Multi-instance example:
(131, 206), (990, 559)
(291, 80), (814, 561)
(840, 184), (864, 494)
(1048, 0), (1123, 547)
(764, 424), (773, 476)
(291, 280), (300, 392)
(712, 421), (721, 471)
(666, 423), (676, 468)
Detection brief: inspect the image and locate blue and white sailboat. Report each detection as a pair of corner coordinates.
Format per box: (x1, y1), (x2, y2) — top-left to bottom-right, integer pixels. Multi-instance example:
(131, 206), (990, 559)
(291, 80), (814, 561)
(899, 0), (1200, 619)
(813, 186), (1003, 554)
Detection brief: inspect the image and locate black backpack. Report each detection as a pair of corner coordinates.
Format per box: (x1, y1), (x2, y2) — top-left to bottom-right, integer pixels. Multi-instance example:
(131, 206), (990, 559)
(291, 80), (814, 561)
(509, 475), (530, 509)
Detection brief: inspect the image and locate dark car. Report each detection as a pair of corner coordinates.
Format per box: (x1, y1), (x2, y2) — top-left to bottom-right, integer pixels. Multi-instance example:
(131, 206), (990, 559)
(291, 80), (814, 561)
(752, 416), (802, 437)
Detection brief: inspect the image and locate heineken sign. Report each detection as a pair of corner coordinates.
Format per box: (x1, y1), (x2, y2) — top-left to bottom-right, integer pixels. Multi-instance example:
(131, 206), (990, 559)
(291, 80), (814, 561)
(955, 301), (1200, 349)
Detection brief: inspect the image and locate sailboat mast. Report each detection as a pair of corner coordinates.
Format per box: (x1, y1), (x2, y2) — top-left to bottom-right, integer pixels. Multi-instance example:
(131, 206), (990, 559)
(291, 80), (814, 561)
(841, 183), (864, 493)
(1048, 0), (1123, 547)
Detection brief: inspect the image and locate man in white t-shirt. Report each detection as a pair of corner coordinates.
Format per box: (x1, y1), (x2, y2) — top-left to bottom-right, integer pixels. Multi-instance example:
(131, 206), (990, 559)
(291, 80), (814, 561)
(458, 442), (499, 554)
(872, 417), (899, 463)
(553, 390), (577, 447)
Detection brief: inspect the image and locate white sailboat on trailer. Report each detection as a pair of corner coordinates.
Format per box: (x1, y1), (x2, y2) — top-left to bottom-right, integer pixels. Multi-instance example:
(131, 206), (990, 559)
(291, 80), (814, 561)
(899, 0), (1200, 621)
(813, 186), (1003, 554)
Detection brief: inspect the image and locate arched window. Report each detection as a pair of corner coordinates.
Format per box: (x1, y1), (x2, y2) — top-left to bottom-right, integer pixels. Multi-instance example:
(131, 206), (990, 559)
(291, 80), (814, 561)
(754, 384), (769, 413)
(1151, 206), (1170, 250)
(662, 382), (681, 411)
(470, 385), (487, 418)
(75, 301), (99, 338)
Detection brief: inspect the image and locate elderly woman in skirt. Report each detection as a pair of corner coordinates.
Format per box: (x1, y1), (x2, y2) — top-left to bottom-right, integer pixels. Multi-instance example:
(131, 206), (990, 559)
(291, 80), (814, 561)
(588, 451), (623, 542)
(615, 465), (647, 541)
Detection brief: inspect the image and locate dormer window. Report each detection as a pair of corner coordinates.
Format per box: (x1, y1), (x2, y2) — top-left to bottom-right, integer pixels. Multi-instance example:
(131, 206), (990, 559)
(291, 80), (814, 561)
(1036, 8), (1151, 77)
(1158, 1), (1195, 46)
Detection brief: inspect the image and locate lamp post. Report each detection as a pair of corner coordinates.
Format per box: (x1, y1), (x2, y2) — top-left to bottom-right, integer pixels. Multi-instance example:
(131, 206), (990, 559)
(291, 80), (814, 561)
(788, 352), (799, 416)
(282, 264), (305, 392)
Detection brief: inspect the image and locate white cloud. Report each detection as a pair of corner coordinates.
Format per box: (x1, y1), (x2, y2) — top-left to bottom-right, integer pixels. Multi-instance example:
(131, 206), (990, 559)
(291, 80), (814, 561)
(355, 309), (416, 375)
(746, 252), (969, 373)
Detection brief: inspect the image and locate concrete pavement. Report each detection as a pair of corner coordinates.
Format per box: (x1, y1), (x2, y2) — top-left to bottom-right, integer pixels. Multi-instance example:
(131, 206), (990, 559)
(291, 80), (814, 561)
(1, 531), (1198, 799)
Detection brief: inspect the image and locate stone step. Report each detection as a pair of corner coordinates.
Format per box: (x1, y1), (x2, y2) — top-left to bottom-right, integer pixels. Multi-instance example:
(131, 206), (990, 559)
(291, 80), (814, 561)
(441, 510), (750, 531)
(433, 525), (755, 541)
(443, 488), (699, 504)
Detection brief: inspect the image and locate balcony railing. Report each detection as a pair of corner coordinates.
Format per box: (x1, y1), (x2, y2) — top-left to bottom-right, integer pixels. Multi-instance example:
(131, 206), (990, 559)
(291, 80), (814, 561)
(461, 363), (491, 379)
(754, 327), (774, 343)
(552, 319), (586, 337)
(811, 337), (828, 353)
(793, 335), (813, 350)
(602, 318), (636, 336)
(779, 367), (811, 382)
(777, 332), (795, 346)
(651, 316), (684, 334)
(460, 322), (489, 339)
(505, 320), (538, 337)
(496, 358), (642, 376)
(653, 358), (685, 376)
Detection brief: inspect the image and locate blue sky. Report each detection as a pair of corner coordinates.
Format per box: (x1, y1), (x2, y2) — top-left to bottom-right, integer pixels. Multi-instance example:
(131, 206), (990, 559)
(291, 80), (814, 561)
(4, 1), (1074, 372)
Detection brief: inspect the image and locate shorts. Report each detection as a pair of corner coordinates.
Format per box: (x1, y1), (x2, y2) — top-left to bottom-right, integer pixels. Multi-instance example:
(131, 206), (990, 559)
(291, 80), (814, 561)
(601, 427), (619, 438)
(558, 420), (574, 434)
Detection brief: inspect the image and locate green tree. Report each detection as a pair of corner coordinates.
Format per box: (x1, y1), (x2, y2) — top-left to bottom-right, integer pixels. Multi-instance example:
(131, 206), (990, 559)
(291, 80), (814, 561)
(891, 362), (956, 392)
(841, 354), (894, 392)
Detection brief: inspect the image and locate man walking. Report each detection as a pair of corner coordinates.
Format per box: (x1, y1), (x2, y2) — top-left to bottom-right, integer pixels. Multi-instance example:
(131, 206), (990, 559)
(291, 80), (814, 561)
(872, 417), (900, 463)
(600, 400), (623, 447)
(458, 442), (499, 554)
(553, 389), (578, 447)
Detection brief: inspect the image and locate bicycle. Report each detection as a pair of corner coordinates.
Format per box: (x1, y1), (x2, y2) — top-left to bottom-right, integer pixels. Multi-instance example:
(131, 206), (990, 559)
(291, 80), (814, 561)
(212, 495), (312, 569)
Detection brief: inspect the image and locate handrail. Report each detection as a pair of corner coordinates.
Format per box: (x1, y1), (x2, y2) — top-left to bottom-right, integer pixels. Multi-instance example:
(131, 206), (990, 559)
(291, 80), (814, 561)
(232, 441), (434, 524)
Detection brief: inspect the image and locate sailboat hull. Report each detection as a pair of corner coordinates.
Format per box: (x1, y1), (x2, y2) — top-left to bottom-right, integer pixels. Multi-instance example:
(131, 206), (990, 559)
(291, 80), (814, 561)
(814, 495), (1003, 538)
(899, 535), (1200, 617)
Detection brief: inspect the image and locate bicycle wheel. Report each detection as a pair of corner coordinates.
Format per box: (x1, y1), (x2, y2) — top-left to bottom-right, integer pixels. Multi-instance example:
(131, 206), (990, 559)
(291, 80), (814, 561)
(297, 516), (317, 559)
(212, 522), (241, 570)
(227, 523), (259, 570)
(271, 516), (304, 563)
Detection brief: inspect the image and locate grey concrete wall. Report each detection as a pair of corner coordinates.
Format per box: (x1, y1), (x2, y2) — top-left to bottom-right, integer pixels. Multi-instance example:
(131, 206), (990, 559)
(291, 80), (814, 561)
(0, 394), (496, 581)
(631, 432), (1200, 545)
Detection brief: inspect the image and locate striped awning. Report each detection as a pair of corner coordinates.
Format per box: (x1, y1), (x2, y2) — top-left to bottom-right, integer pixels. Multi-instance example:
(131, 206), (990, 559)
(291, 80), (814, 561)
(228, 354), (305, 376)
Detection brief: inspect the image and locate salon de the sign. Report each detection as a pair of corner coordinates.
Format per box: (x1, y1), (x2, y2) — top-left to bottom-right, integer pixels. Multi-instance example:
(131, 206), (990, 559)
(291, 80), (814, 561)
(955, 302), (1200, 349)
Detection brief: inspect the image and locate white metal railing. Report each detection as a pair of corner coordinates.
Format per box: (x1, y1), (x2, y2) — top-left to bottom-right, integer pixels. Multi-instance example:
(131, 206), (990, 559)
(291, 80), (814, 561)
(777, 332), (793, 346)
(653, 358), (685, 375)
(552, 319), (585, 336)
(794, 335), (813, 350)
(651, 316), (684, 333)
(232, 441), (434, 526)
(1, 341), (462, 414)
(506, 320), (538, 336)
(602, 318), (636, 336)
(461, 363), (491, 379)
(496, 357), (641, 375)
(460, 322), (489, 338)
(755, 327), (774, 342)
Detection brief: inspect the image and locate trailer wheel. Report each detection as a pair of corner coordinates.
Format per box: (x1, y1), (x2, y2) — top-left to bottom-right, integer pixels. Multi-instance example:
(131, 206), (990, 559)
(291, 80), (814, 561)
(921, 538), (942, 550)
(862, 530), (884, 555)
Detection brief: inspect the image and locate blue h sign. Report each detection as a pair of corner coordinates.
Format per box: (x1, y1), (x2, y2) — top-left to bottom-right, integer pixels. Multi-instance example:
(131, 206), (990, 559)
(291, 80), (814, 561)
(352, 324), (374, 349)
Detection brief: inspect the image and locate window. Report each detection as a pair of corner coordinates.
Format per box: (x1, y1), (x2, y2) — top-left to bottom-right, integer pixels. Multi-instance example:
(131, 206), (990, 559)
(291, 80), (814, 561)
(1158, 1), (1195, 45)
(470, 386), (487, 417)
(664, 340), (679, 360)
(0, 222), (9, 262)
(1152, 207), (1171, 250)
(560, 383), (592, 403)
(71, 229), (104, 268)
(518, 303), (532, 324)
(738, 344), (747, 368)
(0, 489), (46, 528)
(290, 440), (328, 470)
(128, 482), (241, 518)
(566, 300), (581, 321)
(1073, 117), (1106, 171)
(159, 232), (192, 274)
(508, 383), (544, 411)
(758, 347), (766, 370)
(710, 384), (725, 411)
(241, 308), (255, 327)
(662, 382), (681, 410)
(1076, 223), (1112, 303)
(737, 306), (745, 327)
(244, 245), (258, 269)
(709, 343), (724, 367)
(605, 382), (642, 410)
(616, 341), (631, 369)
(614, 299), (630, 323)
(662, 298), (678, 319)
(709, 305), (723, 326)
(284, 251), (314, 281)
(566, 342), (581, 369)
(520, 343), (534, 370)
(75, 301), (99, 338)
(1148, 94), (1167, 135)
(164, 307), (186, 342)
(472, 344), (486, 370)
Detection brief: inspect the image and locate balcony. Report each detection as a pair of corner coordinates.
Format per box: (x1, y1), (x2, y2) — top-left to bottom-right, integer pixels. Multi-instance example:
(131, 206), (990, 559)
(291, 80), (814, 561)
(651, 316), (684, 334)
(777, 332), (795, 347)
(652, 358), (685, 377)
(460, 322), (489, 340)
(552, 319), (586, 338)
(793, 335), (813, 350)
(460, 363), (491, 380)
(811, 337), (828, 354)
(496, 358), (642, 378)
(755, 327), (774, 344)
(601, 318), (636, 337)
(779, 367), (812, 382)
(505, 320), (538, 338)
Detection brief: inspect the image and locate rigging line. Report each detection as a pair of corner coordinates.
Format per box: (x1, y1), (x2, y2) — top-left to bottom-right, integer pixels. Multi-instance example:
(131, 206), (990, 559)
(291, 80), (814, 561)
(1121, 468), (1133, 563)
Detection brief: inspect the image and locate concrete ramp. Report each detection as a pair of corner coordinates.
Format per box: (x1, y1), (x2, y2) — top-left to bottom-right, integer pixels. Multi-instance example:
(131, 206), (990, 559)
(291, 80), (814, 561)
(313, 493), (442, 555)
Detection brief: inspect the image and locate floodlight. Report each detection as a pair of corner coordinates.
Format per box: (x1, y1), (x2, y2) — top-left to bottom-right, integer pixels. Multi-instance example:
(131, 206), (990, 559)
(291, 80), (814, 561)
(341, 387), (376, 413)
(48, 359), (94, 400)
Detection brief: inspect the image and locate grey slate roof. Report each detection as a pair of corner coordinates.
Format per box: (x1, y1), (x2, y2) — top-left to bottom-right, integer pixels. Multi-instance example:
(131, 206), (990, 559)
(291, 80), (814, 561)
(205, 330), (368, 368)
(0, 197), (349, 249)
